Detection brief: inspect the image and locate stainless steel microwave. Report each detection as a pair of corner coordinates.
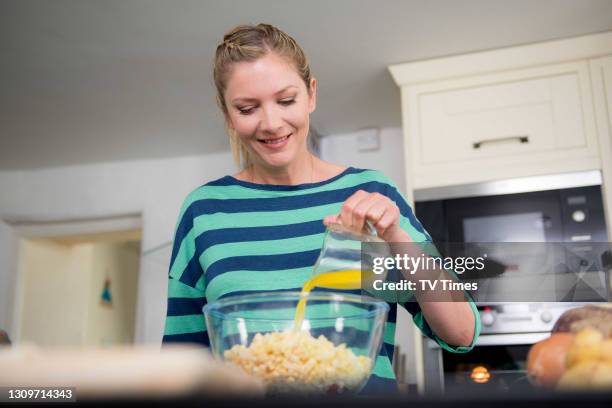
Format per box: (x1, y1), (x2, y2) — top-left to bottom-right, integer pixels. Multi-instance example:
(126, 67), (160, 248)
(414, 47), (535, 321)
(414, 170), (607, 245)
(415, 170), (610, 303)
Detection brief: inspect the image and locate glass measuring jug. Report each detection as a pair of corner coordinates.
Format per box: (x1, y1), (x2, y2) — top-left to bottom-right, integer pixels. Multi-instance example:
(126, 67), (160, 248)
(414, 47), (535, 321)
(306, 221), (391, 293)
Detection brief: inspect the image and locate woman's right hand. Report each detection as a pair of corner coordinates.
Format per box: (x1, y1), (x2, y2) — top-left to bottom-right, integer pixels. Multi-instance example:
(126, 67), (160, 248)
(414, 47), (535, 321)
(323, 190), (409, 242)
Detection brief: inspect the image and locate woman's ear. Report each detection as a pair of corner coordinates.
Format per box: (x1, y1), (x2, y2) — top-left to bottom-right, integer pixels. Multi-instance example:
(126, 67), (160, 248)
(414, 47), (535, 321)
(218, 94), (233, 129)
(308, 77), (317, 113)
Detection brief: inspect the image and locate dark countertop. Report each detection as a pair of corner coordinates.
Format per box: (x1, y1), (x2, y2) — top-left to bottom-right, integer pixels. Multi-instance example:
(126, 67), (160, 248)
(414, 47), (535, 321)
(57, 388), (612, 408)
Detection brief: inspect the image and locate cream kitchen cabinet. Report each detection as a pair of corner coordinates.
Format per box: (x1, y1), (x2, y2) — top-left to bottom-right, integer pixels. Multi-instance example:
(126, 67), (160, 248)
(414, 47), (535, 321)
(590, 55), (612, 240)
(389, 31), (612, 192)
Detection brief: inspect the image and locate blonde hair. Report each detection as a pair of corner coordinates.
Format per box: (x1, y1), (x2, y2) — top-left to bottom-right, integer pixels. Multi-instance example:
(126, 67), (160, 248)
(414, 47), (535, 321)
(213, 23), (313, 168)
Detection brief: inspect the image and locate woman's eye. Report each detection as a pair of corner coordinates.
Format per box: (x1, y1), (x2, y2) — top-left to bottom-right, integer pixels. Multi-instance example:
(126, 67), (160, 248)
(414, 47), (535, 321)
(237, 107), (254, 115)
(279, 99), (295, 106)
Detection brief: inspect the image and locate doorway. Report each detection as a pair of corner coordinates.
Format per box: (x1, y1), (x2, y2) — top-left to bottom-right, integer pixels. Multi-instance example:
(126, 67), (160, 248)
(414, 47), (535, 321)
(13, 216), (141, 347)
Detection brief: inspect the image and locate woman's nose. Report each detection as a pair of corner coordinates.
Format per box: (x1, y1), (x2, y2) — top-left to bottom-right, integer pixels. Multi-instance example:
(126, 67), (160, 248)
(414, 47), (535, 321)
(259, 104), (283, 134)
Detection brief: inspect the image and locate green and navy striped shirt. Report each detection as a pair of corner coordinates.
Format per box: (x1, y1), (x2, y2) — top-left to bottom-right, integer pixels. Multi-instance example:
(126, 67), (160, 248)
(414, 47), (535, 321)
(163, 167), (479, 394)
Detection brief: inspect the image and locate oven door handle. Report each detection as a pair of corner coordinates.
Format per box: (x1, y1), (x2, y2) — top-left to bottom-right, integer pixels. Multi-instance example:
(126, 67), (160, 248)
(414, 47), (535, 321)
(425, 332), (550, 348)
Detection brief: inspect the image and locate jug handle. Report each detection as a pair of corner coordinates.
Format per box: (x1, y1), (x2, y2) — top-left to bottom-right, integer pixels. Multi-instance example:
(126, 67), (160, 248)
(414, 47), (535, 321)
(364, 220), (377, 237)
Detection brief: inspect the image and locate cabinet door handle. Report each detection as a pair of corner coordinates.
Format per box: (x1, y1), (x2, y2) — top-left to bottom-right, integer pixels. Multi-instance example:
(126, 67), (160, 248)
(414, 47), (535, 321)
(473, 135), (529, 149)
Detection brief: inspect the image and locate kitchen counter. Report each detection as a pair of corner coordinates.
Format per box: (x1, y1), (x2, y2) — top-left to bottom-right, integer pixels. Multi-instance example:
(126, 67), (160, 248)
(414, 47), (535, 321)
(69, 388), (612, 407)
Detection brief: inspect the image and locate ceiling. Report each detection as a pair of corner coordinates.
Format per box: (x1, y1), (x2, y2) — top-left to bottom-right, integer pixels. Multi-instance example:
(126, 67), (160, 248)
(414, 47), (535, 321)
(1, 0), (612, 170)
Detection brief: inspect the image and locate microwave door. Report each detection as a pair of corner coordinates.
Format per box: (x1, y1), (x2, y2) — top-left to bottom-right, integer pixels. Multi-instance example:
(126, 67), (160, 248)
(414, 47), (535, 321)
(441, 191), (564, 289)
(445, 190), (564, 243)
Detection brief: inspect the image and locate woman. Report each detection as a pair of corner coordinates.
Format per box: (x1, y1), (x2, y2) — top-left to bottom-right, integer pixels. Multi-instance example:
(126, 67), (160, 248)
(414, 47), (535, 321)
(163, 23), (479, 393)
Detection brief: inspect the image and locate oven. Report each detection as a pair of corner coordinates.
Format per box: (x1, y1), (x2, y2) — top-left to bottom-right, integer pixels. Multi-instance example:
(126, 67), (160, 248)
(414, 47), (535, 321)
(414, 171), (610, 393)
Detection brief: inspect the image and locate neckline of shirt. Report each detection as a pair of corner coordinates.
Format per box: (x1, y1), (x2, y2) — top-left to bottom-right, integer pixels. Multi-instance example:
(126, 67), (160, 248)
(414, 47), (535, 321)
(223, 166), (358, 191)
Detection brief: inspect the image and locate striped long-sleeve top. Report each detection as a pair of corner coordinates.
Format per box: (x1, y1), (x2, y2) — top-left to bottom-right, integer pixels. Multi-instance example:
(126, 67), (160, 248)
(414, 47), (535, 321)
(163, 167), (480, 394)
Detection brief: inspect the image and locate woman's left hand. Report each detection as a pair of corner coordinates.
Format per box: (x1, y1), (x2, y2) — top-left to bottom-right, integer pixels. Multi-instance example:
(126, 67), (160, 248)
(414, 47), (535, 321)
(323, 190), (410, 242)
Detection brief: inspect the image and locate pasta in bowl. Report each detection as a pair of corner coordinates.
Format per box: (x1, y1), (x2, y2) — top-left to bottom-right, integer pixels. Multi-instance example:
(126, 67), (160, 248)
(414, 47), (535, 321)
(203, 292), (389, 395)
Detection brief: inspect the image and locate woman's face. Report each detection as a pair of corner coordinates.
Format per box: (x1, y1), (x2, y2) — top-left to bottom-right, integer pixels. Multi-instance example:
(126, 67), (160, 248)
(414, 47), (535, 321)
(224, 52), (316, 169)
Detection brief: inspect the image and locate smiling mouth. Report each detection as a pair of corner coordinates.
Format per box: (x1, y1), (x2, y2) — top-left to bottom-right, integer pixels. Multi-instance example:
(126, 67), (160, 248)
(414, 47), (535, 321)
(258, 134), (291, 144)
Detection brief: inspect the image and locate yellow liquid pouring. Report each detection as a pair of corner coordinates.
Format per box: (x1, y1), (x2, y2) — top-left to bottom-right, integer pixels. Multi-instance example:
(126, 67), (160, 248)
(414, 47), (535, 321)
(293, 270), (362, 331)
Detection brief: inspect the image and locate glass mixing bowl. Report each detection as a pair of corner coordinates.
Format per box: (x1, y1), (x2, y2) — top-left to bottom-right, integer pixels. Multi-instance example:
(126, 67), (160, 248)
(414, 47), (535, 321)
(203, 291), (389, 395)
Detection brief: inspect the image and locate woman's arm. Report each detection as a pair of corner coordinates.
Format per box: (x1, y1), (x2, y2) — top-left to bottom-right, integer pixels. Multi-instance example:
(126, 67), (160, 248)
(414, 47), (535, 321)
(163, 277), (210, 346)
(325, 189), (478, 348)
(385, 226), (475, 347)
(164, 198), (209, 346)
(417, 300), (475, 347)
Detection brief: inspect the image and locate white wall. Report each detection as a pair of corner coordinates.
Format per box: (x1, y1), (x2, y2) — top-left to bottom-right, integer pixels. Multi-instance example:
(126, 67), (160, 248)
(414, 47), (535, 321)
(319, 127), (407, 195)
(0, 152), (235, 345)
